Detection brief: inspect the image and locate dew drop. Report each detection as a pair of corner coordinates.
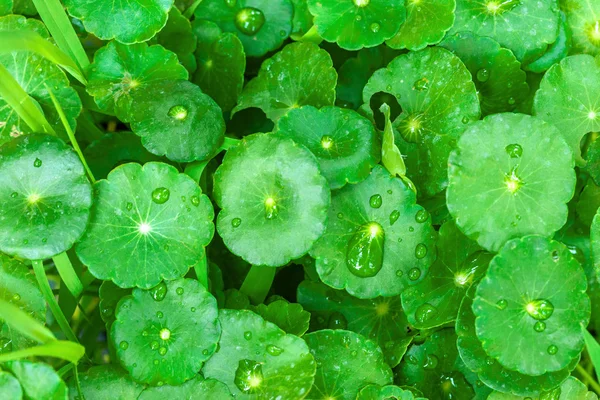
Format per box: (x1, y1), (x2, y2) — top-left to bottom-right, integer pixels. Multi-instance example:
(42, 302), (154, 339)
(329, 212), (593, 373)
(408, 267), (421, 281)
(525, 299), (554, 321)
(191, 195), (200, 206)
(389, 210), (400, 225)
(150, 341), (159, 350)
(119, 341), (129, 350)
(12, 293), (21, 301)
(153, 359), (159, 365)
(395, 270), (403, 277)
(497, 299), (508, 309)
(232, 217), (242, 228)
(190, 307), (196, 312)
(33, 158), (42, 168)
(547, 345), (558, 355)
(10, 192), (17, 198)
(423, 354), (439, 369)
(234, 7), (266, 36)
(176, 287), (184, 295)
(370, 22), (380, 33)
(346, 222), (385, 278)
(413, 77), (429, 91)
(415, 303), (437, 323)
(244, 331), (253, 340)
(534, 321), (546, 332)
(156, 311), (164, 318)
(159, 328), (171, 340)
(266, 345), (283, 356)
(126, 202), (133, 211)
(462, 116), (469, 124)
(476, 68), (490, 82)
(415, 209), (429, 223)
(151, 187), (170, 204)
(407, 355), (418, 364)
(327, 312), (348, 329)
(150, 282), (168, 302)
(369, 194), (382, 208)
(202, 349), (209, 355)
(508, 97), (516, 105)
(505, 143), (523, 158)
(551, 250), (559, 261)
(415, 243), (428, 259)
(142, 330), (149, 337)
(337, 212), (344, 219)
(158, 346), (168, 356)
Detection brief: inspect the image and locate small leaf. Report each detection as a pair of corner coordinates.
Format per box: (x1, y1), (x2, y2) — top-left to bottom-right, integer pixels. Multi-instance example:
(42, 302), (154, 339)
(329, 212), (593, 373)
(584, 329), (600, 382)
(380, 102), (406, 177)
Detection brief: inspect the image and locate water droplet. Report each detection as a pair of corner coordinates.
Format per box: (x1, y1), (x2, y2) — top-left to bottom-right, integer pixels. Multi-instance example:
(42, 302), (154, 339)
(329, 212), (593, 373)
(497, 299), (508, 309)
(415, 209), (429, 223)
(423, 354), (439, 369)
(408, 267), (421, 281)
(346, 222), (385, 278)
(10, 192), (17, 198)
(395, 270), (403, 277)
(415, 243), (428, 259)
(551, 250), (559, 261)
(126, 202), (133, 211)
(505, 143), (523, 158)
(351, 350), (358, 356)
(407, 355), (418, 364)
(462, 116), (469, 124)
(534, 321), (546, 332)
(167, 105), (188, 120)
(150, 282), (168, 301)
(176, 287), (184, 295)
(415, 303), (437, 324)
(476, 68), (490, 82)
(158, 346), (168, 356)
(370, 22), (380, 33)
(337, 212), (344, 219)
(150, 341), (159, 350)
(547, 345), (558, 355)
(244, 331), (253, 340)
(191, 195), (200, 206)
(119, 341), (129, 350)
(266, 345), (283, 356)
(413, 77), (429, 91)
(235, 7), (266, 36)
(202, 349), (209, 355)
(355, 14), (362, 21)
(369, 194), (382, 208)
(234, 359), (264, 393)
(408, 226), (414, 232)
(12, 293), (21, 301)
(142, 330), (149, 337)
(232, 218), (242, 228)
(190, 307), (196, 312)
(389, 210), (400, 225)
(156, 311), (164, 318)
(526, 299), (554, 320)
(33, 158), (42, 168)
(508, 97), (516, 105)
(153, 359), (159, 365)
(327, 312), (348, 329)
(151, 187), (170, 204)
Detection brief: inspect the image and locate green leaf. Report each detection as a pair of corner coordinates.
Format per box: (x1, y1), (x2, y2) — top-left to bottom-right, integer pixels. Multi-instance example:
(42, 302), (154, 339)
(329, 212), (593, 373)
(12, 0), (36, 15)
(447, 113), (576, 252)
(98, 280), (131, 327)
(526, 11), (571, 73)
(232, 42), (337, 122)
(111, 278), (221, 385)
(577, 181), (600, 226)
(138, 375), (234, 399)
(449, 0), (560, 64)
(357, 384), (416, 400)
(565, 0), (600, 56)
(85, 40), (188, 120)
(68, 365), (145, 400)
(276, 105), (380, 189)
(250, 299), (311, 336)
(486, 376), (598, 399)
(0, 134), (92, 260)
(380, 103), (406, 177)
(195, 0), (293, 57)
(213, 133), (330, 267)
(0, 0), (12, 15)
(396, 328), (475, 399)
(129, 80), (226, 163)
(5, 360), (68, 400)
(533, 54), (600, 164)
(152, 7), (197, 73)
(457, 285), (578, 396)
(202, 309), (316, 399)
(584, 329), (600, 382)
(359, 47), (480, 197)
(386, 0), (455, 50)
(473, 236), (590, 375)
(402, 220), (489, 330)
(0, 254), (46, 352)
(297, 280), (413, 367)
(307, 0), (405, 51)
(76, 162), (215, 289)
(290, 0), (313, 38)
(63, 0), (173, 44)
(440, 32), (529, 116)
(586, 135), (600, 186)
(304, 329), (392, 399)
(0, 371), (22, 400)
(192, 20), (246, 112)
(310, 165), (436, 298)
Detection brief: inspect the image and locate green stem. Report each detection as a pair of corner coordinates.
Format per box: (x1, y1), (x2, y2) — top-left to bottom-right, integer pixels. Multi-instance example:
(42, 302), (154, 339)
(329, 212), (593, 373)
(222, 136), (241, 150)
(577, 363), (600, 394)
(183, 0), (203, 18)
(184, 160), (209, 183)
(73, 364), (83, 400)
(32, 260), (79, 343)
(194, 248), (209, 288)
(52, 252), (83, 298)
(239, 265), (276, 305)
(293, 25), (322, 44)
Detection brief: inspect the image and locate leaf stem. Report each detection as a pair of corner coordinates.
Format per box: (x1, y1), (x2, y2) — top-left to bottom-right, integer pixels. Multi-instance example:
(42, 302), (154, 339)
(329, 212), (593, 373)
(194, 248), (209, 289)
(239, 265), (276, 305)
(293, 25), (323, 44)
(52, 252), (83, 298)
(183, 0), (204, 18)
(577, 363), (600, 394)
(32, 260), (79, 343)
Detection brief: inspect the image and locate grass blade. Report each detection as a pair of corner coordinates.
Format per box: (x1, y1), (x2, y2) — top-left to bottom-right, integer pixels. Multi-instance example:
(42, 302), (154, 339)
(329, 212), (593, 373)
(0, 340), (85, 364)
(0, 31), (86, 84)
(31, 0), (90, 73)
(52, 252), (83, 298)
(585, 329), (600, 382)
(0, 299), (55, 344)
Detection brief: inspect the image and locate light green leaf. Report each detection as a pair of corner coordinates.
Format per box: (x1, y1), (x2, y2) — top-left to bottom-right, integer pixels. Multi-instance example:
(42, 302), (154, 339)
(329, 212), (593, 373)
(68, 365), (145, 400)
(138, 375), (233, 399)
(380, 103), (406, 177)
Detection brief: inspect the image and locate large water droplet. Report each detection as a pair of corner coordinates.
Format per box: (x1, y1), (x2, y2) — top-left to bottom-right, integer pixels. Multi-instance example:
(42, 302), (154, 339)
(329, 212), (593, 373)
(369, 194), (382, 208)
(423, 354), (439, 369)
(234, 359), (264, 393)
(415, 303), (437, 324)
(389, 210), (400, 225)
(151, 187), (170, 204)
(505, 143), (523, 158)
(526, 299), (554, 320)
(415, 209), (429, 223)
(346, 222), (385, 278)
(150, 282), (167, 301)
(235, 7), (266, 36)
(476, 68), (490, 82)
(33, 158), (42, 168)
(266, 345), (283, 356)
(415, 243), (428, 259)
(408, 267), (421, 281)
(413, 77), (429, 91)
(167, 105), (188, 120)
(327, 312), (348, 330)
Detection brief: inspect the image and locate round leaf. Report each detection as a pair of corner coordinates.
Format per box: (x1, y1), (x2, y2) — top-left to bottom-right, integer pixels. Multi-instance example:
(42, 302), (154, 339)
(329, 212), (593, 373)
(63, 0), (173, 44)
(357, 384), (416, 400)
(195, 0), (293, 57)
(307, 0), (405, 51)
(310, 165), (436, 299)
(138, 375), (233, 399)
(129, 80), (226, 163)
(76, 162), (214, 289)
(457, 285), (578, 396)
(565, 0), (600, 56)
(152, 7), (197, 73)
(0, 371), (22, 400)
(386, 0), (455, 50)
(0, 134), (92, 260)
(111, 278), (220, 385)
(85, 41), (188, 121)
(5, 360), (68, 400)
(440, 32), (529, 116)
(98, 281), (131, 326)
(447, 113), (576, 252)
(359, 47), (480, 197)
(0, 254), (45, 353)
(473, 236), (590, 375)
(202, 309), (316, 399)
(68, 365), (145, 400)
(232, 42), (337, 122)
(213, 133), (330, 267)
(525, 11), (571, 73)
(449, 0), (560, 64)
(304, 329), (392, 399)
(533, 54), (600, 164)
(250, 299), (311, 337)
(276, 105), (380, 189)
